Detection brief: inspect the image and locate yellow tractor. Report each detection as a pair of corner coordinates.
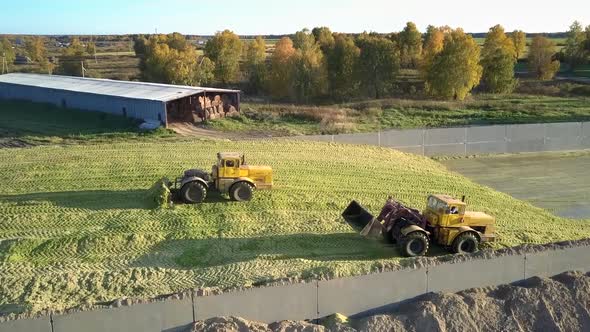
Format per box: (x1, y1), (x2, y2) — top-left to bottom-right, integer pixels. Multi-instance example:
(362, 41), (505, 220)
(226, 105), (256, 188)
(168, 152), (272, 203)
(342, 195), (495, 257)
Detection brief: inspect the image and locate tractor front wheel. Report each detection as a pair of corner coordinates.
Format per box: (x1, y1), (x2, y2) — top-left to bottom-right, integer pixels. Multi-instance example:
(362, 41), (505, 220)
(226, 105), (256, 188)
(230, 182), (254, 201)
(180, 181), (207, 204)
(452, 233), (479, 254)
(400, 232), (429, 257)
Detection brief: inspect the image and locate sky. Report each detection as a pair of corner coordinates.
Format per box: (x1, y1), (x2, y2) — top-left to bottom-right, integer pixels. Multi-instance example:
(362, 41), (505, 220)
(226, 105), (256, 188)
(1, 0), (589, 35)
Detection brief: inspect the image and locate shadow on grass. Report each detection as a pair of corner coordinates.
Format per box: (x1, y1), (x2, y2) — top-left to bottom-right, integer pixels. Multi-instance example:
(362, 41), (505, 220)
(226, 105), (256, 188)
(0, 190), (152, 210)
(131, 232), (425, 270)
(0, 189), (266, 211)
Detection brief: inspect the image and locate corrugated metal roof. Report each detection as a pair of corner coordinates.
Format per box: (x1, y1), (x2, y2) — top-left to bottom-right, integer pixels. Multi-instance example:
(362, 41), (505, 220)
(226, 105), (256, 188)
(0, 73), (240, 102)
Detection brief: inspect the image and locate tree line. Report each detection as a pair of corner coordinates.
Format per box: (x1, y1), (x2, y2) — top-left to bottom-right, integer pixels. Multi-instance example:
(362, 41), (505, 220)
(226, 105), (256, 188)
(132, 21), (589, 102)
(1, 20), (588, 102)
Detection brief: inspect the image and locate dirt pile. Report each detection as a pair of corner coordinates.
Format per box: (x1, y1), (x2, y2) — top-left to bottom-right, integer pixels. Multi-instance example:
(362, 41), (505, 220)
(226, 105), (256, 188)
(191, 271), (590, 332)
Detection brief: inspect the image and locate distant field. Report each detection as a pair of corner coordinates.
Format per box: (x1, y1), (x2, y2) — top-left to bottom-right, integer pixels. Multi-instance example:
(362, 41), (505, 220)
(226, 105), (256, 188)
(442, 151), (590, 219)
(210, 94), (590, 135)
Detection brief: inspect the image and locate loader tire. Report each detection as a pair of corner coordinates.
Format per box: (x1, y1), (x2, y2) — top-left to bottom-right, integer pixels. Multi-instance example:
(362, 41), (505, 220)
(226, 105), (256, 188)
(180, 181), (207, 204)
(452, 233), (479, 254)
(400, 232), (429, 257)
(230, 182), (253, 202)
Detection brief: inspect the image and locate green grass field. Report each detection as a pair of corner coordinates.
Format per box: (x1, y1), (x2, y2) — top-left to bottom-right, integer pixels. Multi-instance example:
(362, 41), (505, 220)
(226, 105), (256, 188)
(1, 138), (589, 315)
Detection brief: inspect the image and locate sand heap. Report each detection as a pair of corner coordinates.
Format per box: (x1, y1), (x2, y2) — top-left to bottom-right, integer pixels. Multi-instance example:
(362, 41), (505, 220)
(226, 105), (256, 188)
(191, 271), (590, 332)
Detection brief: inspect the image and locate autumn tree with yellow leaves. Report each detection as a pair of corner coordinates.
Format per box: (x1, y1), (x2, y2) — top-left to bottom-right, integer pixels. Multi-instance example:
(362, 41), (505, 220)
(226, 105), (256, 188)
(528, 36), (560, 80)
(421, 28), (482, 100)
(481, 25), (518, 93)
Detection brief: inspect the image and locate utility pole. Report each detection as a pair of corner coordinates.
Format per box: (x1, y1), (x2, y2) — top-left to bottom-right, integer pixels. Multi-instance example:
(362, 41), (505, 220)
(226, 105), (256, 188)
(1, 52), (6, 74)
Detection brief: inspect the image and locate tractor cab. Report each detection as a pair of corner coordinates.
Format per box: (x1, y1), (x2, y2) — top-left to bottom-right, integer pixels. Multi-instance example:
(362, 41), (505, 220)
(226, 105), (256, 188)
(425, 195), (467, 227)
(214, 152), (246, 179)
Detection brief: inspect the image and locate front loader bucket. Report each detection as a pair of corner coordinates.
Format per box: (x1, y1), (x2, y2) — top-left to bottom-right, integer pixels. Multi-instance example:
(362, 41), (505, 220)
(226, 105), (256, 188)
(342, 201), (383, 238)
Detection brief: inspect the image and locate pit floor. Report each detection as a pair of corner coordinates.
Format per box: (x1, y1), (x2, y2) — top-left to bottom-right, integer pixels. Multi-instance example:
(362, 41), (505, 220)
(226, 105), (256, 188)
(440, 151), (590, 219)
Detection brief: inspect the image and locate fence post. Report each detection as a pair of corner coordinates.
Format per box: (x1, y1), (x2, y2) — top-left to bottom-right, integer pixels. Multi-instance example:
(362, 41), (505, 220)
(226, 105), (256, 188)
(421, 129), (426, 156)
(464, 127), (468, 156)
(378, 131), (381, 147)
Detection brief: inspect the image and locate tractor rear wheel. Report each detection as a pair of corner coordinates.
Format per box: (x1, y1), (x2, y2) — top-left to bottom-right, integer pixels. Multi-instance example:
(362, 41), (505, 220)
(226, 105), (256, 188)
(452, 233), (479, 254)
(400, 232), (429, 257)
(180, 181), (207, 204)
(230, 182), (254, 201)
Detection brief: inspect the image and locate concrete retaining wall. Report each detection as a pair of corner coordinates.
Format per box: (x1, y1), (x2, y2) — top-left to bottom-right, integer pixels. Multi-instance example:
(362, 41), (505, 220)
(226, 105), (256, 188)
(297, 122), (590, 156)
(3, 242), (589, 331)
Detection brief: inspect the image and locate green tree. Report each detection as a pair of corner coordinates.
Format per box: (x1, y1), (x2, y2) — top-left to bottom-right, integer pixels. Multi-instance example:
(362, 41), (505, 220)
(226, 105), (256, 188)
(586, 25), (590, 51)
(398, 22), (422, 68)
(140, 33), (215, 85)
(269, 37), (296, 99)
(424, 28), (482, 100)
(245, 36), (267, 94)
(510, 30), (527, 59)
(133, 36), (149, 56)
(292, 34), (328, 102)
(0, 38), (15, 73)
(564, 21), (586, 71)
(57, 38), (90, 77)
(528, 36), (560, 80)
(25, 36), (47, 63)
(326, 34), (361, 100)
(195, 56), (215, 86)
(293, 28), (316, 50)
(356, 33), (400, 98)
(86, 41), (96, 56)
(481, 25), (517, 93)
(312, 27), (335, 53)
(25, 36), (55, 74)
(204, 30), (243, 84)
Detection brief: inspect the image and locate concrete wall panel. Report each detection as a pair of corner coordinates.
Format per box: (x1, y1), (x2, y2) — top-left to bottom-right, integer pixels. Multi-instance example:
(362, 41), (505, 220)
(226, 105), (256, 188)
(194, 282), (317, 324)
(506, 123), (545, 141)
(424, 128), (466, 145)
(424, 144), (466, 156)
(525, 245), (590, 278)
(291, 135), (334, 142)
(317, 268), (427, 317)
(333, 133), (379, 145)
(392, 146), (424, 155)
(545, 122), (582, 138)
(52, 297), (193, 332)
(0, 317), (51, 332)
(506, 139), (545, 153)
(380, 129), (424, 148)
(544, 136), (583, 151)
(428, 255), (524, 293)
(466, 125), (506, 143)
(466, 142), (507, 154)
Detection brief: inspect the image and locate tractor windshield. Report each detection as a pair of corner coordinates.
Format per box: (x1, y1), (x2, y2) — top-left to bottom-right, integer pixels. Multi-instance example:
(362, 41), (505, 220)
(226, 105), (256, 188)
(427, 196), (448, 213)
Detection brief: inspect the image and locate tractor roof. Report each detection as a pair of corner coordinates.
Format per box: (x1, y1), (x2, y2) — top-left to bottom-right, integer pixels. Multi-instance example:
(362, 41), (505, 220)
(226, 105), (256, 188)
(432, 194), (466, 206)
(217, 152), (243, 160)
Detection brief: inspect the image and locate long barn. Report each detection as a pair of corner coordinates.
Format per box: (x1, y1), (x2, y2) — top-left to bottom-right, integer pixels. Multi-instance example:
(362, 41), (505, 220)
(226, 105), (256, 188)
(0, 73), (240, 127)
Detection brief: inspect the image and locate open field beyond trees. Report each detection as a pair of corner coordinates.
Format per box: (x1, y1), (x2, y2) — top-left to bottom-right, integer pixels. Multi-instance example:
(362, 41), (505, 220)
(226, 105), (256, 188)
(209, 94), (590, 135)
(1, 138), (590, 316)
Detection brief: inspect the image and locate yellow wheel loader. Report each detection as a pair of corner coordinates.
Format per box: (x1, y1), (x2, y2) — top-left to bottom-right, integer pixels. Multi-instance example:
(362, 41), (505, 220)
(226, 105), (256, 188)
(342, 195), (495, 257)
(166, 152), (272, 203)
